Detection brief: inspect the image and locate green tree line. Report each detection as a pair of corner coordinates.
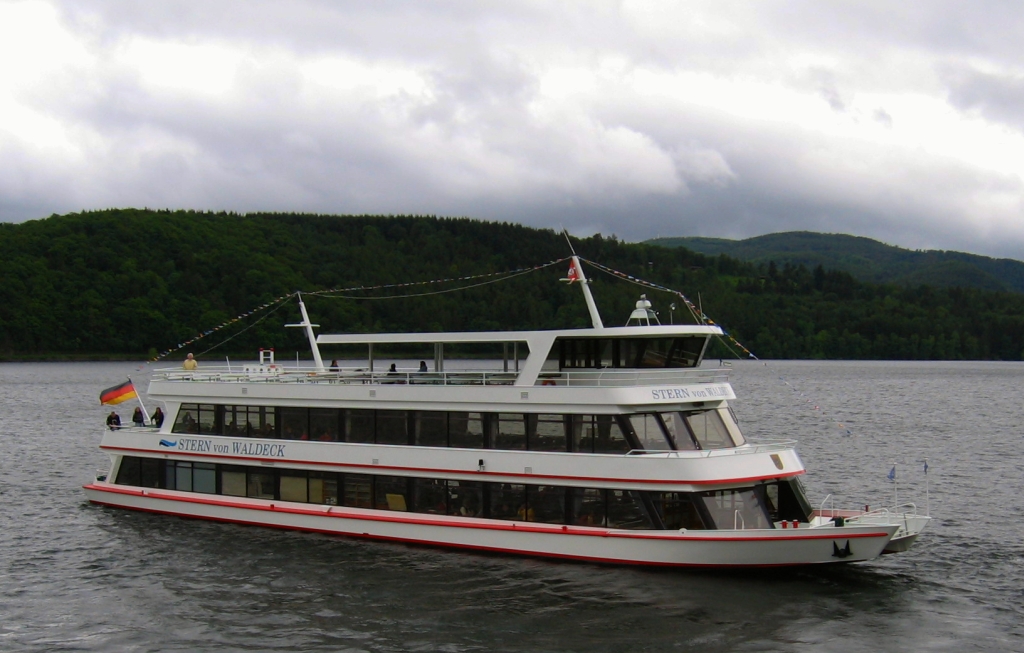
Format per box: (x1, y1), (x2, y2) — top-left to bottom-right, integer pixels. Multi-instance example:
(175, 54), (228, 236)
(1, 209), (1022, 361)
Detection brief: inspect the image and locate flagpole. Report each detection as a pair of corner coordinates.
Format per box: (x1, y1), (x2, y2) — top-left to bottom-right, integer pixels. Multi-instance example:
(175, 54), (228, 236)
(924, 458), (929, 516)
(129, 376), (150, 424)
(893, 461), (898, 509)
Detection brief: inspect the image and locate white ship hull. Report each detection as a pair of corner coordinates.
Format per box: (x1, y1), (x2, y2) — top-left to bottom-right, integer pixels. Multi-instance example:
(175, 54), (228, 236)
(85, 482), (898, 567)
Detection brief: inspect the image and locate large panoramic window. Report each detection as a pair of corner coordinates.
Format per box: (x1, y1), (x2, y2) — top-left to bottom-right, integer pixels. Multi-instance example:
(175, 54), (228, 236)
(553, 336), (707, 369)
(172, 403), (215, 434)
(700, 488), (770, 530)
(685, 410), (736, 449)
(113, 456), (718, 530)
(571, 415), (632, 453)
(448, 412), (488, 449)
(629, 414), (676, 451)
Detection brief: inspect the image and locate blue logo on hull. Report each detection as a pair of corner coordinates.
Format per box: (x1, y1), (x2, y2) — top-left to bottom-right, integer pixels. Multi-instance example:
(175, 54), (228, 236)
(159, 439), (177, 448)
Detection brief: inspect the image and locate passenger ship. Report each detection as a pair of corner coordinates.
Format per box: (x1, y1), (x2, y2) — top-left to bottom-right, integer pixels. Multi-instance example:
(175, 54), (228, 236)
(85, 257), (929, 567)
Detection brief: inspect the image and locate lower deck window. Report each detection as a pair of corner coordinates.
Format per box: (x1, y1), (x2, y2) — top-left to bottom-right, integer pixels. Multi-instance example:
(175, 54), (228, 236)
(112, 456), (779, 531)
(700, 489), (771, 530)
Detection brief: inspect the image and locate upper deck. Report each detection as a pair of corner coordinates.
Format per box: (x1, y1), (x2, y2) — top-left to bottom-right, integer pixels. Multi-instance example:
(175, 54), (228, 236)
(151, 364), (730, 388)
(149, 321), (731, 408)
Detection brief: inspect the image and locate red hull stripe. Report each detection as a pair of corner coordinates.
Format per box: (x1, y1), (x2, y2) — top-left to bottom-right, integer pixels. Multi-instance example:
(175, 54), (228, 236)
(88, 498), (845, 568)
(84, 483), (890, 543)
(99, 445), (804, 486)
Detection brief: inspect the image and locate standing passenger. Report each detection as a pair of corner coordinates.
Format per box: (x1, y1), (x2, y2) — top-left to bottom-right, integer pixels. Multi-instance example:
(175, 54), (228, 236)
(132, 407), (145, 427)
(183, 353), (198, 370)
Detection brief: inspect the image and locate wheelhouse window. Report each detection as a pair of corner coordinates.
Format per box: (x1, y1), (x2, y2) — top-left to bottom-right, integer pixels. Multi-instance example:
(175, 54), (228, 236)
(553, 336), (708, 369)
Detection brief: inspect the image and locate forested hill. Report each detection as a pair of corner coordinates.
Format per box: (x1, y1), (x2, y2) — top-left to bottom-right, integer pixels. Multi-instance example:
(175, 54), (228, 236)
(646, 232), (1024, 294)
(1, 209), (1023, 361)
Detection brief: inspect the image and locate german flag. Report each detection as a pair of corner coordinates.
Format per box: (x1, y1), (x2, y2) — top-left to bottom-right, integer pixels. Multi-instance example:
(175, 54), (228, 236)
(100, 380), (137, 405)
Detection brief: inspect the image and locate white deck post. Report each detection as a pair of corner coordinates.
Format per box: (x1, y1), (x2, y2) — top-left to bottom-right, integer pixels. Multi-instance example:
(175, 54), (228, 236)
(286, 293), (325, 372)
(571, 256), (604, 329)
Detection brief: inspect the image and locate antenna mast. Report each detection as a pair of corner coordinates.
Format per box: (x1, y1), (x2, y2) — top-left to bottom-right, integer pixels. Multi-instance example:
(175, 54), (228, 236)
(285, 292), (326, 371)
(562, 231), (604, 329)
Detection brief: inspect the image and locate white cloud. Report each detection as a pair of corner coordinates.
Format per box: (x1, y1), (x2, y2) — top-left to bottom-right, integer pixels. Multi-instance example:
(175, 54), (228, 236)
(0, 0), (1022, 259)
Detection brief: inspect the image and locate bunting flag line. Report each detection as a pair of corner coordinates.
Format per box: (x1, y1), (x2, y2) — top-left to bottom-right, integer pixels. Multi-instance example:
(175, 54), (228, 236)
(100, 380), (138, 405)
(307, 258), (570, 300)
(778, 375), (854, 436)
(580, 258), (758, 360)
(145, 258), (571, 365)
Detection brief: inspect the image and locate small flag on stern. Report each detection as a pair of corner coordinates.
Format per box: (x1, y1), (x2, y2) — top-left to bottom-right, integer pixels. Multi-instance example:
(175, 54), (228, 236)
(887, 465), (896, 482)
(100, 380), (137, 405)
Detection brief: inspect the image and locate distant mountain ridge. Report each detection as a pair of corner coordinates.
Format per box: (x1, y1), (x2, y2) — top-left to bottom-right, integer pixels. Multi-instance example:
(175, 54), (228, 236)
(646, 232), (1024, 294)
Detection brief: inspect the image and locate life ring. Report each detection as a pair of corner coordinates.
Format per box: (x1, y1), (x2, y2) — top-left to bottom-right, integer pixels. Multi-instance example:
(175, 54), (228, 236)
(541, 380), (556, 386)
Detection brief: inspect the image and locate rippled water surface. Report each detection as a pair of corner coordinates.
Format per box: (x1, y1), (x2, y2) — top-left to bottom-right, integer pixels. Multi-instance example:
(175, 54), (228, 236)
(1, 360), (1022, 652)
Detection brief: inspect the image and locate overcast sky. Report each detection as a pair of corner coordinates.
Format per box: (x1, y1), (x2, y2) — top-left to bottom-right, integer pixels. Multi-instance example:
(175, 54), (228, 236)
(2, 1), (1023, 259)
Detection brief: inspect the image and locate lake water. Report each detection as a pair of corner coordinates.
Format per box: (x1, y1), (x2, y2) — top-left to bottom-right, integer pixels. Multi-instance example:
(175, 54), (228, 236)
(1, 360), (1021, 652)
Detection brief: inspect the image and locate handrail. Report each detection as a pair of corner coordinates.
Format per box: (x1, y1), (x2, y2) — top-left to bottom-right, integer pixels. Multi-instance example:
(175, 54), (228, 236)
(625, 440), (798, 458)
(819, 494), (834, 519)
(734, 510), (745, 530)
(151, 364), (732, 389)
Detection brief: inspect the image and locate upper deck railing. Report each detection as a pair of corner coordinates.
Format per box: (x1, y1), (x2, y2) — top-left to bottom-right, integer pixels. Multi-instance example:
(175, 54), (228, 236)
(150, 365), (731, 388)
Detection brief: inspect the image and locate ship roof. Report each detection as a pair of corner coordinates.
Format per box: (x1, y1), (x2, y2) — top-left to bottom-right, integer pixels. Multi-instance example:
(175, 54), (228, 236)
(317, 324), (723, 345)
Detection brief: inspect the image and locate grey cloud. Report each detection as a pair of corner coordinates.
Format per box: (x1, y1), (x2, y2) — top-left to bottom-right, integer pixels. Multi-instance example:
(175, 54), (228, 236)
(3, 1), (1024, 263)
(944, 65), (1024, 131)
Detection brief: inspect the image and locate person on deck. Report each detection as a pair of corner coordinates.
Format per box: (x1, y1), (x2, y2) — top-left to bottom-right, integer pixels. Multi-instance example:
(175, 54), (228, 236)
(151, 407), (165, 428)
(183, 353), (198, 370)
(132, 407), (144, 427)
(106, 411), (121, 431)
